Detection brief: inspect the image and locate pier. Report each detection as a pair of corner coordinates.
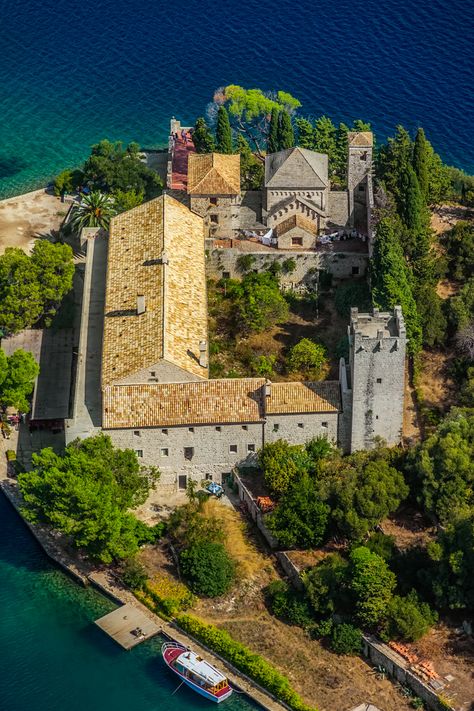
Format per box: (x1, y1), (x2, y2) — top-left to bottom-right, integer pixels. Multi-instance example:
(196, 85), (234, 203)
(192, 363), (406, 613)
(95, 603), (161, 649)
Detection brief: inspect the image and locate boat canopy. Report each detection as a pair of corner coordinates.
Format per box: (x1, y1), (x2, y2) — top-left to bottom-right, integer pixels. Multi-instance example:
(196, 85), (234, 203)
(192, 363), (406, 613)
(177, 651), (226, 686)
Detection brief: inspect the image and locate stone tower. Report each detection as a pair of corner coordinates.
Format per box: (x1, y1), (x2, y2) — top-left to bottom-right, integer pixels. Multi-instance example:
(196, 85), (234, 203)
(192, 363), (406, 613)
(347, 306), (406, 452)
(347, 132), (374, 236)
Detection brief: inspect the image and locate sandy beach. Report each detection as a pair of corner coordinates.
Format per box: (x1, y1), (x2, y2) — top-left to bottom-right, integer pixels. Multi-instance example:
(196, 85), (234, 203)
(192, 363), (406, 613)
(0, 188), (70, 254)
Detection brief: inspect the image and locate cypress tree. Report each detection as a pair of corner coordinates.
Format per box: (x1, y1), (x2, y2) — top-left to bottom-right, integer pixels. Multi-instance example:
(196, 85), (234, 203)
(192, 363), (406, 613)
(371, 216), (422, 354)
(215, 106), (233, 154)
(334, 122), (349, 183)
(413, 128), (430, 202)
(193, 117), (215, 154)
(295, 118), (314, 150)
(268, 107), (280, 154)
(277, 111), (295, 150)
(399, 165), (425, 234)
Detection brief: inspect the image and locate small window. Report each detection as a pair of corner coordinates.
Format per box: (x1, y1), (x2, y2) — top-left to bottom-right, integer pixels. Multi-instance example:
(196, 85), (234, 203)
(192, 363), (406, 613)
(207, 474), (213, 481)
(162, 428), (168, 435)
(215, 426), (222, 432)
(375, 415), (379, 420)
(160, 448), (169, 457)
(247, 444), (256, 453)
(210, 214), (219, 224)
(188, 427), (194, 433)
(210, 197), (218, 206)
(151, 371), (156, 377)
(242, 425), (248, 431)
(321, 422), (328, 429)
(298, 423), (304, 429)
(184, 447), (194, 460)
(222, 271), (230, 279)
(135, 449), (143, 458)
(133, 430), (140, 437)
(229, 444), (238, 454)
(352, 266), (360, 275)
(291, 237), (303, 246)
(358, 184), (365, 191)
(273, 423), (279, 432)
(178, 475), (187, 490)
(377, 378), (382, 384)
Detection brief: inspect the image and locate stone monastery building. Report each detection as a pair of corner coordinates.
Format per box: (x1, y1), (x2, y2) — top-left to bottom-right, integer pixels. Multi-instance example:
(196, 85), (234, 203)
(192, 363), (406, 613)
(69, 130), (406, 493)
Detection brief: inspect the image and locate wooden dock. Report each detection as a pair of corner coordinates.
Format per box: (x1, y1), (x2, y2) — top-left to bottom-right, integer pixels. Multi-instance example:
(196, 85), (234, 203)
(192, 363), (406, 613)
(95, 604), (161, 649)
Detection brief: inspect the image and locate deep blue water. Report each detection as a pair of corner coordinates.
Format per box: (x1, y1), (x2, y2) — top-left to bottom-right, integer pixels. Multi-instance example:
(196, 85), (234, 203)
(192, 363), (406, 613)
(0, 0), (473, 198)
(0, 494), (258, 711)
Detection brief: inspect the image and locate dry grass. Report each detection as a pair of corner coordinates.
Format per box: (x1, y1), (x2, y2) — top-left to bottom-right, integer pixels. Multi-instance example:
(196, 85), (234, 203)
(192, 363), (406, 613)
(200, 498), (266, 579)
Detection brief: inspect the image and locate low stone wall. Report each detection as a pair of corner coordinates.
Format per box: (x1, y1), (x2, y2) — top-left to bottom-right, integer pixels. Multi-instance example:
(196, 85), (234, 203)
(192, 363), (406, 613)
(232, 470), (279, 549)
(275, 552), (304, 591)
(205, 245), (369, 286)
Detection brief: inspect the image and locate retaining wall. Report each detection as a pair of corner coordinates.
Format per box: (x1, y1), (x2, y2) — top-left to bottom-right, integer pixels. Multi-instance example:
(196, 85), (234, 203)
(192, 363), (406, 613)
(232, 470), (279, 549)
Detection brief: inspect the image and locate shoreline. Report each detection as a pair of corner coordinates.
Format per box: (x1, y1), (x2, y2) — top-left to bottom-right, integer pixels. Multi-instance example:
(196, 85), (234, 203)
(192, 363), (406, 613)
(0, 480), (293, 711)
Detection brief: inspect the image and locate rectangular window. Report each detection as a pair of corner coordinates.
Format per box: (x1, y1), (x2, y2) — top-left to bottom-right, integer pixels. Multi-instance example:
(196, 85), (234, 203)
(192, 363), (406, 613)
(291, 237), (303, 246)
(162, 428), (168, 435)
(160, 448), (169, 457)
(210, 214), (219, 224)
(247, 444), (256, 453)
(229, 444), (238, 454)
(222, 271), (230, 280)
(215, 426), (222, 432)
(377, 378), (382, 384)
(184, 447), (194, 460)
(352, 266), (360, 275)
(135, 449), (143, 458)
(242, 425), (248, 431)
(150, 371), (156, 377)
(321, 422), (328, 428)
(273, 423), (279, 432)
(210, 197), (218, 205)
(298, 423), (304, 429)
(178, 475), (187, 490)
(133, 430), (140, 437)
(188, 427), (194, 433)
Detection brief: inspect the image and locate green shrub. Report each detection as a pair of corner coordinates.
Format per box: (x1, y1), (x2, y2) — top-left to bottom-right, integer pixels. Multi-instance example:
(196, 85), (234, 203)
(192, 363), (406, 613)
(383, 591), (438, 642)
(265, 580), (313, 628)
(334, 281), (371, 318)
(180, 542), (236, 597)
(309, 617), (333, 639)
(282, 257), (297, 274)
(175, 614), (318, 711)
(120, 558), (148, 590)
(365, 532), (396, 562)
(330, 623), (362, 655)
(5, 449), (16, 462)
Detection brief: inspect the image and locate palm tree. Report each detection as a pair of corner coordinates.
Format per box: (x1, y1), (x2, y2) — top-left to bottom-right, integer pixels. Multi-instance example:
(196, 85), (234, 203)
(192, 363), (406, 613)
(71, 191), (117, 231)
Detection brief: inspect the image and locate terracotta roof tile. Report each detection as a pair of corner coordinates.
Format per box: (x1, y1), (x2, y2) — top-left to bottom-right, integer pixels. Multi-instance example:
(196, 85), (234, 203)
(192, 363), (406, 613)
(266, 381), (340, 414)
(102, 194), (207, 386)
(103, 379), (266, 428)
(348, 132), (373, 147)
(187, 153), (240, 195)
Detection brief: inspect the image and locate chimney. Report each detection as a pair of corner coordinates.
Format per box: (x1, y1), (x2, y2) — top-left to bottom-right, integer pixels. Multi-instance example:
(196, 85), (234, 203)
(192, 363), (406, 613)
(161, 252), (169, 265)
(137, 295), (146, 315)
(377, 329), (384, 340)
(264, 379), (272, 398)
(199, 340), (207, 368)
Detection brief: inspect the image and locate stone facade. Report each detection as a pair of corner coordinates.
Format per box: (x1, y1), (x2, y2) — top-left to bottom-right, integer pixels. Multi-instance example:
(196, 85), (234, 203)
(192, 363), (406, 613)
(347, 132), (374, 234)
(189, 194), (241, 240)
(346, 306), (406, 451)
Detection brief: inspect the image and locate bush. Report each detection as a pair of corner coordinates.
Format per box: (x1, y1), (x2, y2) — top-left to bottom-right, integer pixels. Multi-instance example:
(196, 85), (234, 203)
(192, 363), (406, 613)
(236, 254), (256, 274)
(383, 591), (438, 642)
(258, 439), (312, 496)
(267, 473), (329, 548)
(365, 532), (396, 562)
(282, 257), (297, 274)
(330, 623), (362, 655)
(180, 541), (236, 597)
(349, 546), (396, 628)
(334, 281), (371, 318)
(287, 338), (327, 378)
(309, 617), (333, 639)
(120, 558), (148, 590)
(140, 574), (196, 618)
(175, 614), (318, 711)
(5, 449), (16, 462)
(265, 580), (313, 628)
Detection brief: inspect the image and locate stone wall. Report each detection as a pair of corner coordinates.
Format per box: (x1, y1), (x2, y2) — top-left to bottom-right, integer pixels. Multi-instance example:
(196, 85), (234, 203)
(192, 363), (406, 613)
(190, 195), (241, 238)
(232, 469), (279, 548)
(264, 413), (338, 447)
(205, 246), (369, 285)
(106, 423), (263, 493)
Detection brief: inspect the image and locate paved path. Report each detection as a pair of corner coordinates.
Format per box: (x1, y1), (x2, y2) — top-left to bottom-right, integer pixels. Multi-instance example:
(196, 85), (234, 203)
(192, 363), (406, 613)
(171, 131), (195, 191)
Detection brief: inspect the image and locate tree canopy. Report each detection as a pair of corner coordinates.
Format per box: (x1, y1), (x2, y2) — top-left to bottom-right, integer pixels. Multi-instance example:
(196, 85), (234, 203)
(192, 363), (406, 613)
(0, 241), (74, 336)
(258, 439), (312, 496)
(71, 191), (117, 231)
(229, 271), (289, 334)
(18, 434), (159, 563)
(0, 348), (39, 412)
(287, 338), (327, 379)
(180, 541), (236, 597)
(349, 546), (396, 627)
(193, 117), (215, 154)
(215, 106), (233, 154)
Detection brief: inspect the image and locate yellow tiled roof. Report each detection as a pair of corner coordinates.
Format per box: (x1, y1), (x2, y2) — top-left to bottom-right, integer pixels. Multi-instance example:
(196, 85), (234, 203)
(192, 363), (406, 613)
(102, 194), (207, 386)
(348, 132), (373, 147)
(274, 214), (317, 237)
(103, 379), (266, 428)
(187, 153), (240, 195)
(266, 381), (341, 414)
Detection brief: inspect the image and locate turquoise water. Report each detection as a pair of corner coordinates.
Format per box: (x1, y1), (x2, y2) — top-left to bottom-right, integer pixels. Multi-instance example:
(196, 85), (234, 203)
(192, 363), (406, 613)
(0, 0), (473, 198)
(0, 495), (258, 711)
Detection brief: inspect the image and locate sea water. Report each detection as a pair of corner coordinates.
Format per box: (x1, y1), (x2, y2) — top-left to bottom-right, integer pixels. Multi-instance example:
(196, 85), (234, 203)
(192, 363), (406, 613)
(0, 495), (258, 711)
(0, 0), (473, 199)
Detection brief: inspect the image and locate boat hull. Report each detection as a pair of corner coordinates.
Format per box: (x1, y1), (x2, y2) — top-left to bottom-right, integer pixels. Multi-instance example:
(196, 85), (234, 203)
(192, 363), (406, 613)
(162, 643), (233, 704)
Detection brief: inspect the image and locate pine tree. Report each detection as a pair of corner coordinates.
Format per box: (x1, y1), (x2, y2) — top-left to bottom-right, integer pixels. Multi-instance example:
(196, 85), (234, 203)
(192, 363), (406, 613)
(235, 134), (264, 190)
(313, 116), (337, 156)
(193, 117), (215, 153)
(413, 128), (430, 201)
(215, 106), (233, 154)
(295, 118), (314, 150)
(334, 122), (350, 183)
(378, 125), (413, 199)
(268, 107), (280, 154)
(371, 216), (422, 354)
(277, 111), (295, 150)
